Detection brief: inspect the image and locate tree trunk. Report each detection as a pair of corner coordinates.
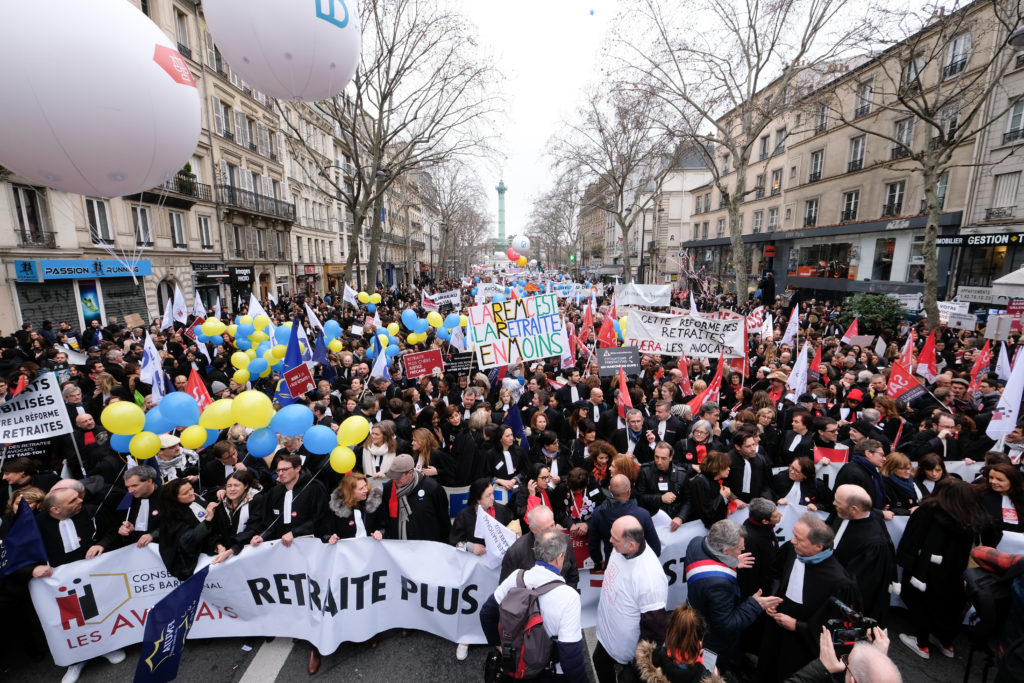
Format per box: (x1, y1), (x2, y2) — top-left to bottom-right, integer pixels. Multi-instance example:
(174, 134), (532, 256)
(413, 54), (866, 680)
(344, 216), (364, 289)
(619, 219), (633, 281)
(728, 171), (749, 304)
(921, 163), (941, 330)
(366, 194), (384, 288)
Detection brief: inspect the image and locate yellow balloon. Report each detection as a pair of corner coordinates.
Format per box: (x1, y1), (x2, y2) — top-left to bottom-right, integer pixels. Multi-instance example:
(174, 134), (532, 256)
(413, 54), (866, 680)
(337, 416), (370, 447)
(330, 446), (356, 474)
(199, 398), (236, 429)
(387, 322), (400, 336)
(180, 424), (207, 450)
(233, 369), (250, 385)
(377, 334), (389, 348)
(517, 255), (527, 267)
(227, 324), (238, 338)
(272, 344), (287, 359)
(232, 390), (273, 428)
(328, 339), (343, 352)
(250, 331), (269, 343)
(201, 319), (219, 337)
(245, 349), (258, 360)
(240, 315), (253, 325)
(254, 314), (270, 330)
(129, 431), (161, 459)
(426, 312), (444, 329)
(459, 315), (468, 327)
(283, 321), (293, 328)
(101, 402), (145, 435)
(407, 333), (419, 346)
(619, 316), (627, 330)
(357, 291), (370, 304)
(369, 293), (381, 305)
(231, 351), (250, 369)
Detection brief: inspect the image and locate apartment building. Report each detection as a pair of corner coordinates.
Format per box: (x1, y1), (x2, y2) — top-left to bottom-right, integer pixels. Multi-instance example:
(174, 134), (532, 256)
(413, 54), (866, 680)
(578, 183), (607, 274)
(683, 1), (1017, 302)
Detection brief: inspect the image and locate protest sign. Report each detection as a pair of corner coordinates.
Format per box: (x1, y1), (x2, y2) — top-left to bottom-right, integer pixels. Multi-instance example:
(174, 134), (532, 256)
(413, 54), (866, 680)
(888, 293), (922, 311)
(283, 364), (316, 398)
(479, 283), (505, 299)
(0, 375), (73, 443)
(596, 347), (641, 377)
(431, 290), (461, 310)
(947, 312), (977, 330)
(938, 301), (970, 324)
(467, 294), (568, 369)
(445, 351), (475, 376)
(403, 349), (445, 379)
(124, 313), (145, 329)
(623, 309), (745, 358)
(614, 284), (671, 307)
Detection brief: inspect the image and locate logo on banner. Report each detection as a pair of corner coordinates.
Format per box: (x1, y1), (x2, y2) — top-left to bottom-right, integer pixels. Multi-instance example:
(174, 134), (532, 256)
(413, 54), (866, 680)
(57, 575), (130, 631)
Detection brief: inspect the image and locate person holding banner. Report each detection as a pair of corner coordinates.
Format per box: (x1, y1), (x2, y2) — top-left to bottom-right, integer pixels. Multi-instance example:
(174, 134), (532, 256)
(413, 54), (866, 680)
(325, 472), (382, 542)
(686, 451), (734, 529)
(770, 457), (832, 512)
(208, 470), (264, 563)
(368, 454), (451, 543)
(154, 478), (218, 581)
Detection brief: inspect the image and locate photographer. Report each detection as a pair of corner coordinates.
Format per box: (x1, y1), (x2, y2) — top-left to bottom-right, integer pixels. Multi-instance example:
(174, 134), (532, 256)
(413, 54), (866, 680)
(785, 627), (900, 683)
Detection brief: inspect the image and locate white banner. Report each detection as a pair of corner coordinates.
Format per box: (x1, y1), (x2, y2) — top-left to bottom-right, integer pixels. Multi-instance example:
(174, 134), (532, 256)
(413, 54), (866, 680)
(614, 284), (671, 307)
(479, 283), (505, 299)
(623, 309), (745, 358)
(467, 294), (568, 369)
(0, 375), (73, 442)
(432, 290), (462, 308)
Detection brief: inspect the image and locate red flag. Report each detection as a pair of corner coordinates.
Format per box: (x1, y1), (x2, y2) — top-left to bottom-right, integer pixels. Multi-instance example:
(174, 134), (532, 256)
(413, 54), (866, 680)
(813, 446), (849, 464)
(509, 288), (518, 300)
(841, 319), (858, 344)
(678, 352), (694, 396)
(967, 340), (992, 396)
(686, 352), (724, 415)
(617, 367), (633, 419)
(899, 331), (915, 369)
(808, 343), (823, 383)
(597, 313), (618, 348)
(886, 361), (926, 402)
(186, 369), (213, 412)
(581, 304), (594, 344)
(10, 375), (27, 397)
(917, 330), (938, 382)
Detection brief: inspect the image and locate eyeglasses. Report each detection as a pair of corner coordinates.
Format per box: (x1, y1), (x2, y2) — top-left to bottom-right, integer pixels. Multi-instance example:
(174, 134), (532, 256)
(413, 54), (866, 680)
(537, 475), (551, 481)
(276, 466), (293, 473)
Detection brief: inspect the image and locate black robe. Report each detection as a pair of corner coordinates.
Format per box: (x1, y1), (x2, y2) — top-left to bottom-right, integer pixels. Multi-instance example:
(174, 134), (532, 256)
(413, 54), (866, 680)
(828, 512), (897, 626)
(255, 479), (328, 541)
(449, 502), (514, 546)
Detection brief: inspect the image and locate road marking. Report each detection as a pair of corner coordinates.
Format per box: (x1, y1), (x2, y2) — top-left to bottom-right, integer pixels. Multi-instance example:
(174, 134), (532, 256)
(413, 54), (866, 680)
(583, 626), (597, 655)
(239, 638), (294, 683)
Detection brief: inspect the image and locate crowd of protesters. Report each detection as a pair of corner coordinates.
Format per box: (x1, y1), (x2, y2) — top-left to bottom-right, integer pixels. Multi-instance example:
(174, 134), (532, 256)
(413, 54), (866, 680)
(1, 275), (1023, 682)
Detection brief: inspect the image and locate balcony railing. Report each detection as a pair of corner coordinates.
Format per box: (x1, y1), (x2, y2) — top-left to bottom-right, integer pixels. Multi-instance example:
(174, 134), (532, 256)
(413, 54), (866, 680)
(803, 215), (817, 227)
(234, 248), (245, 258)
(217, 184), (296, 220)
(1004, 128), (1024, 144)
(891, 146), (911, 160)
(411, 240), (426, 249)
(1017, 53), (1024, 69)
(249, 143), (258, 152)
(814, 122), (827, 134)
(841, 209), (858, 221)
(882, 202), (903, 217)
(759, 151), (770, 161)
(985, 206), (1015, 220)
(770, 187), (781, 197)
(220, 130), (234, 142)
(154, 172), (213, 201)
(808, 171), (821, 182)
(942, 58), (967, 80)
(17, 230), (56, 248)
(854, 104), (870, 119)
(754, 187), (765, 199)
(177, 43), (192, 60)
(847, 159), (863, 172)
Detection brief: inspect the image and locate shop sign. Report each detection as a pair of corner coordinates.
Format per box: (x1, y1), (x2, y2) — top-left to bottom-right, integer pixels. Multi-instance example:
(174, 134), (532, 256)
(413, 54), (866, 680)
(964, 233), (1023, 247)
(191, 262), (224, 272)
(956, 286), (1010, 305)
(325, 264), (345, 275)
(304, 265), (318, 275)
(16, 259), (152, 282)
(229, 267), (253, 284)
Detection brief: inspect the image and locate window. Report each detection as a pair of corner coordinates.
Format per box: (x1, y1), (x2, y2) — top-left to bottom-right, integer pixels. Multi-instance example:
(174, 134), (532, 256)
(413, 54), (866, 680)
(883, 181), (905, 216)
(815, 104), (828, 133)
(767, 208), (779, 231)
(775, 128), (787, 154)
(755, 173), (765, 199)
(692, 222), (700, 240)
(893, 118), (914, 158)
(759, 135), (770, 160)
(722, 155), (730, 175)
(695, 195), (703, 214)
(901, 56), (924, 90)
(12, 184), (47, 245)
(232, 225), (243, 257)
(296, 237), (303, 260)
(936, 171), (949, 211)
(717, 218), (725, 237)
(1007, 99), (1024, 143)
(770, 169), (782, 195)
(804, 199), (818, 227)
(938, 104), (959, 139)
(703, 193), (711, 211)
(809, 150), (823, 182)
(86, 197), (112, 244)
(212, 97), (231, 138)
(907, 235), (926, 282)
(234, 111), (250, 148)
(848, 136), (865, 171)
(872, 238), (896, 280)
(797, 243), (853, 278)
(841, 191), (859, 221)
(169, 211), (186, 247)
(944, 33), (970, 79)
(198, 216), (213, 249)
(855, 82), (872, 117)
(132, 205), (153, 246)
(257, 229), (266, 258)
(991, 172), (1020, 218)
(753, 210), (763, 233)
(174, 11), (190, 54)
(701, 222), (709, 240)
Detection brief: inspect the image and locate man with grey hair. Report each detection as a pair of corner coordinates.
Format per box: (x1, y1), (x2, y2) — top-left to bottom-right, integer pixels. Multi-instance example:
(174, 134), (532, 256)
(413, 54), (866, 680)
(741, 498), (782, 597)
(761, 514), (861, 681)
(612, 408), (654, 462)
(789, 626), (901, 682)
(500, 504), (579, 588)
(684, 518), (782, 671)
(117, 465), (161, 548)
(480, 529), (588, 682)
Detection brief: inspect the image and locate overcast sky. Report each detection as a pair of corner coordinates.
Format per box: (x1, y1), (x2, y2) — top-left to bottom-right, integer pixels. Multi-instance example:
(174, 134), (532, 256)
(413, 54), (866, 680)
(459, 0), (617, 242)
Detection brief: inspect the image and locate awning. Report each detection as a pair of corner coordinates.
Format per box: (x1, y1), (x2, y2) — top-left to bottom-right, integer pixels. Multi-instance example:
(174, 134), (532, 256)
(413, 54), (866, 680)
(992, 267), (1024, 301)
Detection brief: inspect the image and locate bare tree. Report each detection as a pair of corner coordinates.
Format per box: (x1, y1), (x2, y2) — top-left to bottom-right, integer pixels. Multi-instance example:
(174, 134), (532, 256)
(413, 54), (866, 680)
(419, 160), (489, 277)
(618, 0), (867, 303)
(815, 0), (1023, 327)
(278, 0), (501, 288)
(553, 85), (679, 281)
(525, 168), (584, 269)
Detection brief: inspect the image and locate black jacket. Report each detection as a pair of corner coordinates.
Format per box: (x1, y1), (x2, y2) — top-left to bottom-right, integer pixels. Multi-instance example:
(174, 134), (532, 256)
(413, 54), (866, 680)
(324, 486), (382, 540)
(368, 473), (451, 542)
(769, 471), (834, 511)
(500, 530), (579, 589)
(686, 473), (729, 529)
(635, 461), (690, 520)
(723, 449), (772, 503)
(449, 502), (514, 546)
(36, 507), (115, 567)
(255, 478), (329, 541)
(611, 428), (655, 464)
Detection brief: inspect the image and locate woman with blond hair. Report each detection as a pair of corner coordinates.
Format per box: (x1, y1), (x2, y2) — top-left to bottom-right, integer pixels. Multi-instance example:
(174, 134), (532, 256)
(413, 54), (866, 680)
(356, 422), (397, 485)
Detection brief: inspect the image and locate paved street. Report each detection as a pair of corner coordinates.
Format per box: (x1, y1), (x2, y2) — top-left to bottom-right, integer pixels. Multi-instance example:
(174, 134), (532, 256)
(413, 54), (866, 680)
(2, 609), (982, 682)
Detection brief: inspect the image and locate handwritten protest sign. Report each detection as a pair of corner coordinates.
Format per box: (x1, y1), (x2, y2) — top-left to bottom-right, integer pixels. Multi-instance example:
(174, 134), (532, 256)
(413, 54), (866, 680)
(623, 309), (745, 358)
(467, 293), (568, 369)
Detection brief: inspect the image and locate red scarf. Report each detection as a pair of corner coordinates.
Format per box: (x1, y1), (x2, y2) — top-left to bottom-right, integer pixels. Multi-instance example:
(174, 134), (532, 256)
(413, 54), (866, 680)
(485, 506), (495, 518)
(388, 484), (398, 518)
(592, 463), (607, 481)
(696, 444), (707, 463)
(83, 431), (95, 445)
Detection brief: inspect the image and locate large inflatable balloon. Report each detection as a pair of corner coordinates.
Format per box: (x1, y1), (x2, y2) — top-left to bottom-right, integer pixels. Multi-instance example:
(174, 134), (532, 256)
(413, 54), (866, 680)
(0, 1), (201, 197)
(202, 0), (361, 102)
(511, 235), (531, 252)
(101, 402), (145, 435)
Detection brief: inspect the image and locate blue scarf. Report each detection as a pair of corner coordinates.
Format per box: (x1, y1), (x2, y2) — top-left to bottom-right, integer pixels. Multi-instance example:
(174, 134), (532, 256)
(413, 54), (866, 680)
(627, 428), (642, 444)
(852, 455), (886, 506)
(797, 548), (833, 564)
(887, 473), (915, 499)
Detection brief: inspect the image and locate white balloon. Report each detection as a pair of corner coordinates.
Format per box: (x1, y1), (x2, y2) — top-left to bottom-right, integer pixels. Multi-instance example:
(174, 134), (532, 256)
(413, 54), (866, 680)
(511, 235), (531, 253)
(203, 0), (361, 102)
(0, 0), (201, 198)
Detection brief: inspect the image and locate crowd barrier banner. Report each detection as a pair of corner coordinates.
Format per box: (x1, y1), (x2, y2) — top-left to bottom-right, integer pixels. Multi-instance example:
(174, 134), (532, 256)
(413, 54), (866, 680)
(624, 309), (745, 358)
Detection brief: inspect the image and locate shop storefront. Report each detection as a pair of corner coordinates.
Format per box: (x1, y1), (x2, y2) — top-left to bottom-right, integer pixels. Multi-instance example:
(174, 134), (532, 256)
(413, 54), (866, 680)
(947, 230), (1024, 289)
(13, 259), (151, 330)
(191, 261), (228, 312)
(229, 266), (254, 308)
(297, 265), (319, 295)
(324, 264), (345, 296)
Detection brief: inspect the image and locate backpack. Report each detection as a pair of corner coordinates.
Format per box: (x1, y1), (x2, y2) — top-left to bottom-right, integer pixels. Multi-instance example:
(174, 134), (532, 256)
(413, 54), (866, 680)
(497, 570), (562, 679)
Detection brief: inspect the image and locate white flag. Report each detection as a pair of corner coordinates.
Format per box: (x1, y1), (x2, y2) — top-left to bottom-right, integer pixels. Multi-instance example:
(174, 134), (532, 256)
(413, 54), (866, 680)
(172, 284), (188, 325)
(267, 289), (278, 306)
(343, 284), (359, 308)
(370, 345), (390, 379)
(192, 291), (205, 319)
(988, 345), (1024, 440)
(305, 303), (325, 335)
(248, 293), (269, 321)
(761, 313), (773, 341)
(296, 324), (313, 362)
(473, 504), (518, 570)
(689, 291), (699, 316)
(140, 333), (165, 403)
(373, 310), (382, 329)
(160, 293), (174, 332)
(214, 296), (222, 321)
(996, 341), (1013, 381)
(449, 325), (466, 352)
(786, 342), (810, 401)
(873, 336), (887, 360)
(781, 305), (800, 346)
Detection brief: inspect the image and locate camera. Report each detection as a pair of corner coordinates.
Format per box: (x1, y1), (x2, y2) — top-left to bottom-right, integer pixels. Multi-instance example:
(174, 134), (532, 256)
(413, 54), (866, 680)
(826, 597), (878, 656)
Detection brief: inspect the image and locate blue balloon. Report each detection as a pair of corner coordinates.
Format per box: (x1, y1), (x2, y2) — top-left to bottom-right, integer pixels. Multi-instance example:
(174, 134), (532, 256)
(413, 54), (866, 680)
(202, 428), (220, 448)
(475, 277), (480, 282)
(412, 318), (429, 334)
(323, 319), (342, 339)
(471, 287), (478, 295)
(247, 428), (278, 459)
(388, 335), (399, 347)
(274, 326), (291, 344)
(444, 313), (460, 328)
(110, 433), (133, 452)
(160, 392), (200, 426)
(234, 316), (242, 324)
(303, 425), (336, 455)
(271, 361), (283, 372)
(144, 406), (175, 434)
(505, 287), (511, 295)
(235, 338), (252, 350)
(493, 294), (507, 303)
(365, 346), (376, 359)
(385, 345), (400, 358)
(437, 327), (450, 341)
(401, 309), (418, 328)
(210, 335), (224, 346)
(367, 303), (377, 313)
(270, 404), (314, 436)
(248, 358), (269, 377)
(237, 323), (255, 338)
(195, 330), (208, 343)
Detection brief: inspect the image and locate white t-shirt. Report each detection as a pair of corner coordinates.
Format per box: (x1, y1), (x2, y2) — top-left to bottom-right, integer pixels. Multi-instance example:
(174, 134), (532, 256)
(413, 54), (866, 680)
(492, 564), (582, 672)
(597, 545), (668, 664)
